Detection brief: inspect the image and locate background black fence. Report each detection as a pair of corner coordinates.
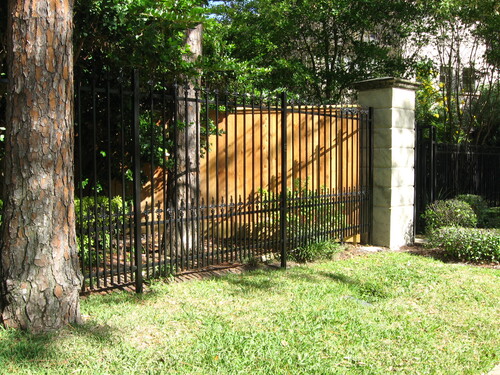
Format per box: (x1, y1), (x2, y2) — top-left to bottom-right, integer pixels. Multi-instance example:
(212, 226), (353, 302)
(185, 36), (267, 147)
(415, 125), (500, 233)
(75, 72), (373, 292)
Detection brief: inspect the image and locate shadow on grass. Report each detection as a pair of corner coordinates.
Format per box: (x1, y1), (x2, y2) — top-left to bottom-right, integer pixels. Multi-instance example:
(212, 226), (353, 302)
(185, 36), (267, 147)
(215, 264), (390, 302)
(319, 272), (389, 301)
(81, 284), (164, 307)
(0, 320), (114, 369)
(210, 267), (285, 292)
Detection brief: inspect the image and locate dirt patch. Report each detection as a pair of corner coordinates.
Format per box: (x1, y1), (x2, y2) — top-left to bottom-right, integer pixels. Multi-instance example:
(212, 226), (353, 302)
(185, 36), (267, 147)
(173, 263), (248, 283)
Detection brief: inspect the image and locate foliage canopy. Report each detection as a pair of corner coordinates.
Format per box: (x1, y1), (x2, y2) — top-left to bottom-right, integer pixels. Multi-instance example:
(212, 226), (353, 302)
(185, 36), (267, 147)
(73, 0), (209, 81)
(204, 0), (436, 102)
(1, 0), (498, 143)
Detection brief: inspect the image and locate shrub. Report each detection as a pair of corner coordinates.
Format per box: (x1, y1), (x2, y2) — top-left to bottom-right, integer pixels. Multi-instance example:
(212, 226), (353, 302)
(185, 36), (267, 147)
(255, 183), (345, 245)
(75, 195), (128, 223)
(455, 194), (489, 227)
(75, 196), (131, 264)
(290, 240), (344, 263)
(428, 226), (500, 263)
(483, 207), (500, 229)
(422, 199), (477, 234)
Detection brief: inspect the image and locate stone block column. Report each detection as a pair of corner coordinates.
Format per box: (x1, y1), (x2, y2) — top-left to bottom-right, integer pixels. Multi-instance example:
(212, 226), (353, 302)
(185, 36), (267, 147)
(354, 77), (419, 249)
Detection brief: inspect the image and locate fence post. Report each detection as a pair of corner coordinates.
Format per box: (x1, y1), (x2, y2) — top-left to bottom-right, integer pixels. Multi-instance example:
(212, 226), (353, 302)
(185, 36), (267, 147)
(132, 70), (143, 293)
(280, 92), (288, 268)
(354, 77), (419, 249)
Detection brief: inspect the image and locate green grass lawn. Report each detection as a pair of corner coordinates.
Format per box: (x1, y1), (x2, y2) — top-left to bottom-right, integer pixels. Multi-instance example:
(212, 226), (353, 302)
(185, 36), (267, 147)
(0, 251), (499, 374)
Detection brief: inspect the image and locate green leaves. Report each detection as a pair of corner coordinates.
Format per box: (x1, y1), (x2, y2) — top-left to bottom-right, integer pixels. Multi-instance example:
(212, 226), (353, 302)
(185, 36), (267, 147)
(422, 199), (478, 234)
(413, 0), (500, 145)
(429, 226), (500, 262)
(74, 0), (208, 79)
(204, 0), (428, 101)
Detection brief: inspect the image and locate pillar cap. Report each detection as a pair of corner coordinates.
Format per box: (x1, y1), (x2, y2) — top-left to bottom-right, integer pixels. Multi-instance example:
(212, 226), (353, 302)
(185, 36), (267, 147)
(353, 77), (420, 91)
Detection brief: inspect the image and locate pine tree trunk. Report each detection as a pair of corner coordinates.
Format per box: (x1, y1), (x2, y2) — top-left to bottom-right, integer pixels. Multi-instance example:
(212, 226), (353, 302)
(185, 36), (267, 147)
(0, 0), (82, 332)
(166, 25), (202, 259)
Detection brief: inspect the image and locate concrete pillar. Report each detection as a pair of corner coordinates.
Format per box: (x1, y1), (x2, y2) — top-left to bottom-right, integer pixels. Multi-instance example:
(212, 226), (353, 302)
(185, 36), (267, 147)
(354, 77), (419, 249)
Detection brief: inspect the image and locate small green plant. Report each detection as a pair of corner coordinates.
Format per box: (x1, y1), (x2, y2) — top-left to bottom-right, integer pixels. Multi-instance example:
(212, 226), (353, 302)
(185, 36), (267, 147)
(75, 195), (131, 265)
(290, 240), (344, 263)
(428, 226), (500, 263)
(422, 199), (477, 234)
(455, 194), (489, 227)
(75, 196), (129, 221)
(154, 263), (174, 279)
(243, 256), (260, 268)
(255, 180), (346, 249)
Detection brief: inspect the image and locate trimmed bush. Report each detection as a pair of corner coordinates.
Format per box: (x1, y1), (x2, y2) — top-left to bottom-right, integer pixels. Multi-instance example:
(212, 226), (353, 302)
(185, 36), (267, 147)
(455, 194), (489, 227)
(428, 226), (500, 263)
(422, 199), (477, 234)
(483, 207), (500, 229)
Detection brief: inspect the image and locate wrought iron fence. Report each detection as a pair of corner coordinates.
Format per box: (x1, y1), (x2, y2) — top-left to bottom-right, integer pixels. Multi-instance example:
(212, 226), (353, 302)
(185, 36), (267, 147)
(75, 71), (373, 292)
(415, 125), (500, 233)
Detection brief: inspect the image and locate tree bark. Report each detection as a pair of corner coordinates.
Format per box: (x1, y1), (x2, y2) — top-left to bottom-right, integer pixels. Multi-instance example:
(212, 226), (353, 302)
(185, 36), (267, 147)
(0, 0), (83, 332)
(166, 24), (202, 259)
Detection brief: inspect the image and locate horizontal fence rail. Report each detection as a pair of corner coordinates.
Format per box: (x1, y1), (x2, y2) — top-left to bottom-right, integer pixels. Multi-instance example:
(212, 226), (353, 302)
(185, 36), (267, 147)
(74, 72), (373, 292)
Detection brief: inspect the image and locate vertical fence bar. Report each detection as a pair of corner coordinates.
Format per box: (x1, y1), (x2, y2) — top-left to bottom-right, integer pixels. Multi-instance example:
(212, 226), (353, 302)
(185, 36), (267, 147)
(280, 92), (288, 268)
(183, 84), (191, 270)
(289, 101), (295, 247)
(233, 92), (239, 262)
(309, 105), (314, 191)
(215, 91), (220, 264)
(195, 88), (201, 269)
(119, 79), (128, 285)
(204, 88), (210, 267)
(172, 83), (180, 272)
(336, 110), (341, 242)
(350, 109), (355, 239)
(161, 86), (168, 274)
(242, 95), (248, 261)
(91, 79), (100, 290)
(275, 96), (280, 249)
(105, 79), (112, 287)
(413, 120), (418, 238)
(224, 92), (229, 263)
(362, 110), (368, 237)
(86, 214), (93, 289)
(75, 80), (85, 289)
(132, 70), (143, 293)
(145, 202), (150, 279)
(149, 83), (155, 278)
(323, 105), (328, 193)
(297, 101), (303, 247)
(258, 95), (264, 256)
(251, 95), (256, 259)
(430, 126), (436, 204)
(304, 105), (310, 191)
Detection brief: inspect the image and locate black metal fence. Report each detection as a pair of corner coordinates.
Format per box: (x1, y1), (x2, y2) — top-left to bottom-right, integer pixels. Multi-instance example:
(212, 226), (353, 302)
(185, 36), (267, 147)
(75, 72), (373, 292)
(415, 125), (500, 232)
